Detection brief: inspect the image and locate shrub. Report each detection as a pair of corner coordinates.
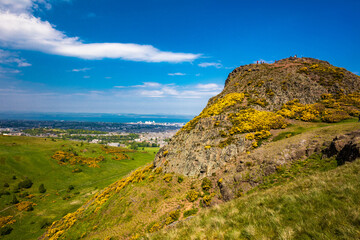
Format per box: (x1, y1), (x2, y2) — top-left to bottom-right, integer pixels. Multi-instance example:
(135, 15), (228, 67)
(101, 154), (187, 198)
(0, 190), (10, 197)
(68, 185), (75, 191)
(0, 226), (12, 236)
(183, 208), (198, 218)
(39, 184), (46, 193)
(4, 183), (9, 188)
(40, 219), (51, 229)
(186, 190), (199, 202)
(16, 201), (36, 211)
(12, 176), (16, 180)
(154, 167), (162, 174)
(177, 176), (184, 183)
(147, 222), (162, 233)
(18, 178), (33, 189)
(0, 216), (16, 228)
(165, 210), (180, 225)
(10, 195), (19, 204)
(229, 108), (287, 135)
(321, 109), (350, 123)
(181, 92), (245, 132)
(72, 168), (83, 173)
(201, 178), (212, 191)
(18, 192), (29, 198)
(202, 195), (213, 207)
(163, 174), (173, 183)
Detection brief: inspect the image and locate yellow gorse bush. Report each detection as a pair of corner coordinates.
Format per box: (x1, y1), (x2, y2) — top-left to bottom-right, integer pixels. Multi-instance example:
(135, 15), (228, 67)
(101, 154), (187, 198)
(16, 201), (36, 211)
(181, 93), (245, 132)
(51, 151), (104, 168)
(229, 108), (287, 134)
(278, 93), (360, 123)
(0, 216), (16, 228)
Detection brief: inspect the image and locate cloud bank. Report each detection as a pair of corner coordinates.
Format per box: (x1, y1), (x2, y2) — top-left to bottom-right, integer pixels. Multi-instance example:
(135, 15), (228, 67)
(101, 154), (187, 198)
(0, 1), (200, 63)
(122, 82), (223, 99)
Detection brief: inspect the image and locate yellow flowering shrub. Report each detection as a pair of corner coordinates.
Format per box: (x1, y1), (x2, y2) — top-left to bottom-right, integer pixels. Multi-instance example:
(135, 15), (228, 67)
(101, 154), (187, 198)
(154, 167), (162, 174)
(322, 109), (350, 123)
(165, 210), (180, 225)
(16, 201), (36, 211)
(0, 216), (16, 228)
(148, 222), (162, 233)
(163, 174), (173, 183)
(229, 108), (287, 134)
(245, 130), (271, 141)
(202, 194), (214, 207)
(279, 93), (359, 123)
(181, 93), (245, 132)
(201, 177), (212, 191)
(51, 151), (104, 168)
(186, 190), (199, 202)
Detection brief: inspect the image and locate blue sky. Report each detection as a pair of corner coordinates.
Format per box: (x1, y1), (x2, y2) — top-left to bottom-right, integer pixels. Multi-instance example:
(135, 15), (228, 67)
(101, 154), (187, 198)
(0, 0), (359, 115)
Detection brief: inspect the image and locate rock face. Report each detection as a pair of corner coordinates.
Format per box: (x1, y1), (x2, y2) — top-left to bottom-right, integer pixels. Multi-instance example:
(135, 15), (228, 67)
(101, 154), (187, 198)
(154, 57), (360, 177)
(323, 130), (360, 165)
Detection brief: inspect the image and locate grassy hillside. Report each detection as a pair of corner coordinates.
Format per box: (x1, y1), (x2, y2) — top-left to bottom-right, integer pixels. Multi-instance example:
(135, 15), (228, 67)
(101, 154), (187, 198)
(0, 136), (158, 239)
(149, 158), (360, 240)
(39, 119), (360, 240)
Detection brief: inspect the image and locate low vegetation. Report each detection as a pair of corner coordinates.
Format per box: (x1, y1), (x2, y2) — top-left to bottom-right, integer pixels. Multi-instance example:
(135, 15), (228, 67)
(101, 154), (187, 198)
(149, 158), (360, 239)
(0, 136), (158, 240)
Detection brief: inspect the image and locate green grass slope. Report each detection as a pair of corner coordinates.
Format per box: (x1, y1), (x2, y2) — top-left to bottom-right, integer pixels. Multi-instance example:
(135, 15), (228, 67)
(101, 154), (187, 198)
(149, 158), (360, 240)
(40, 120), (360, 240)
(0, 136), (158, 239)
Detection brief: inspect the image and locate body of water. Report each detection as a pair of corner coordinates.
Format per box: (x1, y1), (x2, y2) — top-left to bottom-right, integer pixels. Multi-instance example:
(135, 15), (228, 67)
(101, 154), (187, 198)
(0, 112), (193, 123)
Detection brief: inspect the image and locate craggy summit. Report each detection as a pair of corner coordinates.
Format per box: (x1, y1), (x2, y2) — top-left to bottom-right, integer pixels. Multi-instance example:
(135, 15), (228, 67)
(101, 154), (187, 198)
(154, 57), (360, 177)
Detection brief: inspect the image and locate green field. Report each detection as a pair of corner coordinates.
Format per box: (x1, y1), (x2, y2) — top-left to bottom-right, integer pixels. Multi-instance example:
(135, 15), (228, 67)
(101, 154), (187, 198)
(0, 136), (158, 239)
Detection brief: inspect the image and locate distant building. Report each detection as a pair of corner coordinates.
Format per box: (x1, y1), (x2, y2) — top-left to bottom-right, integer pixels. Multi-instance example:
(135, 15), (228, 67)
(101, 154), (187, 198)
(107, 142), (120, 147)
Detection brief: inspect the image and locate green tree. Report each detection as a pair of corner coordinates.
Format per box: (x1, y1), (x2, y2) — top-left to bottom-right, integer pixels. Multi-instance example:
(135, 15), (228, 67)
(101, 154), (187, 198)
(18, 178), (33, 189)
(39, 184), (46, 193)
(11, 195), (19, 204)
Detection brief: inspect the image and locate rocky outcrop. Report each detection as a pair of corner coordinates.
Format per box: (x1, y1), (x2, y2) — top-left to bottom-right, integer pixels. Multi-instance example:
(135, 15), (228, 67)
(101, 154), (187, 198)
(154, 57), (360, 177)
(323, 130), (360, 165)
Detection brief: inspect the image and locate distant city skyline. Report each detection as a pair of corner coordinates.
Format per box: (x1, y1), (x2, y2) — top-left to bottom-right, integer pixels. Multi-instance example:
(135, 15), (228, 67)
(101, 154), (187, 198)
(0, 0), (359, 114)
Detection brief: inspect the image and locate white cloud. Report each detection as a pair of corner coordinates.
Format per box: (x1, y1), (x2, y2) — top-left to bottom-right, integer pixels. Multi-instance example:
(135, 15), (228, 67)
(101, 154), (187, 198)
(83, 75), (90, 79)
(168, 72), (186, 76)
(0, 10), (201, 63)
(72, 67), (91, 72)
(0, 0), (51, 14)
(196, 83), (222, 91)
(121, 81), (222, 99)
(195, 73), (201, 77)
(198, 62), (222, 68)
(0, 66), (21, 74)
(133, 82), (162, 88)
(0, 49), (31, 67)
(140, 90), (165, 98)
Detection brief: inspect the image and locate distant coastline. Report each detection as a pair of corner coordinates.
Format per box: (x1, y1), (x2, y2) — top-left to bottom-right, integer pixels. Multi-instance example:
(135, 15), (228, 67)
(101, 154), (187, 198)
(0, 112), (193, 124)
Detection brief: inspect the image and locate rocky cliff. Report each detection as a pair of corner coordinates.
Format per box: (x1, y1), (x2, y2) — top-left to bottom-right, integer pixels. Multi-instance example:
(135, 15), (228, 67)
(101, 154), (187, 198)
(154, 57), (360, 178)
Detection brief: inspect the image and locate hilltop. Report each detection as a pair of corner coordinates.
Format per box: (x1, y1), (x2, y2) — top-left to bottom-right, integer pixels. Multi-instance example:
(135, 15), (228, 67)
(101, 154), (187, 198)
(154, 57), (360, 178)
(39, 57), (360, 239)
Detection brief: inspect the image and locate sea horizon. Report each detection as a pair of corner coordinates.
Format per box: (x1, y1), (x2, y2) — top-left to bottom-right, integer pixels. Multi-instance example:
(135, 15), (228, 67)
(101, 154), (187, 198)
(0, 112), (194, 123)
